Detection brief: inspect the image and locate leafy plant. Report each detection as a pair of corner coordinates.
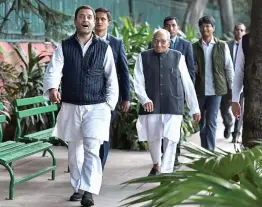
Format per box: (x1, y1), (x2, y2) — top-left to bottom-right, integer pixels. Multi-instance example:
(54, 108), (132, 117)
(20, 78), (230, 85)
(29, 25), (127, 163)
(12, 43), (51, 134)
(12, 43), (49, 99)
(121, 142), (262, 207)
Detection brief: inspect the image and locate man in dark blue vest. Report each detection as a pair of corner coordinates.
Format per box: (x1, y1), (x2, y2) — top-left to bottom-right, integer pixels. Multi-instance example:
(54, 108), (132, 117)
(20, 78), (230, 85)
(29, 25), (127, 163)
(134, 29), (200, 176)
(95, 8), (130, 170)
(43, 5), (119, 207)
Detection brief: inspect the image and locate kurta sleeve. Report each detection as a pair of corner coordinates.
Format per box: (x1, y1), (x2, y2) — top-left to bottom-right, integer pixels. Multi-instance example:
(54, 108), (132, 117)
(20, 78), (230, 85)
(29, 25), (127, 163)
(232, 39), (245, 102)
(104, 45), (119, 110)
(43, 44), (64, 100)
(134, 53), (151, 105)
(224, 44), (234, 89)
(179, 55), (200, 116)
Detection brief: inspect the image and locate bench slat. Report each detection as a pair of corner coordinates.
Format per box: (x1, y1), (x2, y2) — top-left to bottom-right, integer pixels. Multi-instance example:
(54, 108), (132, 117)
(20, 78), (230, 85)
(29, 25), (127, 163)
(0, 141), (16, 147)
(0, 142), (52, 163)
(15, 96), (47, 107)
(24, 136), (57, 142)
(24, 128), (54, 138)
(17, 104), (58, 118)
(0, 142), (42, 156)
(0, 142), (25, 153)
(0, 115), (6, 123)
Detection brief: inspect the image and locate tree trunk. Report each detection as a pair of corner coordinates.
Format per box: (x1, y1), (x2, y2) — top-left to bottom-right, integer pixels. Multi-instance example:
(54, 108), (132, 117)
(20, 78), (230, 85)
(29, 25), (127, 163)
(182, 0), (209, 31)
(242, 0), (262, 148)
(218, 0), (234, 36)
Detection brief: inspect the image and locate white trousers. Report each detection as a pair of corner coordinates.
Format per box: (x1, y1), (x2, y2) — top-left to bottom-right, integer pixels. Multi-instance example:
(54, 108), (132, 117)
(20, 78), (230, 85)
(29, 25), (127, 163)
(68, 138), (102, 195)
(148, 138), (177, 173)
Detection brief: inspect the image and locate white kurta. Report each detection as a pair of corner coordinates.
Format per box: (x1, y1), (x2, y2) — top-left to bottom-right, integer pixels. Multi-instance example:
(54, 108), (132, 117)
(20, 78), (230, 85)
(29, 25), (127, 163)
(134, 51), (200, 143)
(232, 38), (244, 103)
(43, 36), (119, 142)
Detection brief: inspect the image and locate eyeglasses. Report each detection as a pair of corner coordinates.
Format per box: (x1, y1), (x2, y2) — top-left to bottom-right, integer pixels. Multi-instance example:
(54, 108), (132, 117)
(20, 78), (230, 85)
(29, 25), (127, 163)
(153, 39), (168, 45)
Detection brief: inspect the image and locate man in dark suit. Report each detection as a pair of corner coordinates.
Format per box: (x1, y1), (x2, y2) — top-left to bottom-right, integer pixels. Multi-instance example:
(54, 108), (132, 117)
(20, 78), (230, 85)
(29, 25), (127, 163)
(95, 8), (130, 170)
(220, 23), (246, 142)
(149, 16), (195, 165)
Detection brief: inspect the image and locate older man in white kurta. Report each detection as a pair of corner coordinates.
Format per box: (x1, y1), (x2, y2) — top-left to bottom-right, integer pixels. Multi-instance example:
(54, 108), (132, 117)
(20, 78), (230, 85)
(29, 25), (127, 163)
(134, 29), (200, 175)
(43, 6), (118, 207)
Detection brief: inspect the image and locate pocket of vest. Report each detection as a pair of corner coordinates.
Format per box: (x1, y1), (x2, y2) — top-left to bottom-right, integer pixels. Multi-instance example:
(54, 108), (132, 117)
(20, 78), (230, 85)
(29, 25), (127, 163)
(86, 68), (104, 76)
(169, 69), (183, 98)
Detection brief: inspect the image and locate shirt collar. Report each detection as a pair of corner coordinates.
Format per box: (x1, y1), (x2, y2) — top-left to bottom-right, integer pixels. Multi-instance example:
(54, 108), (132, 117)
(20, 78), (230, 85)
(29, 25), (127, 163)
(75, 33), (94, 48)
(171, 35), (177, 43)
(100, 33), (108, 41)
(202, 36), (215, 46)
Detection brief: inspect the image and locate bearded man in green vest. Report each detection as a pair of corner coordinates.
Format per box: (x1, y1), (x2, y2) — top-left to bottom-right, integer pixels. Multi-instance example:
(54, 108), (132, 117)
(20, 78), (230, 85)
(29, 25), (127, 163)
(193, 15), (234, 151)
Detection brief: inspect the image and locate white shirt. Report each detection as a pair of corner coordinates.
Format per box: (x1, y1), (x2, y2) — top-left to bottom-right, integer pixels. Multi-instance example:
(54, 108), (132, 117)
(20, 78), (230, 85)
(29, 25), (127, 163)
(232, 38), (244, 102)
(43, 36), (119, 110)
(201, 37), (234, 95)
(233, 41), (239, 63)
(134, 51), (200, 116)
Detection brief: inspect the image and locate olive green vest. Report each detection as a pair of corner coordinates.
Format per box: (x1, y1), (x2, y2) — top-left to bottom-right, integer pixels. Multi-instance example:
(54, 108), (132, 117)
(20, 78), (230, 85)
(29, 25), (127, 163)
(193, 38), (227, 96)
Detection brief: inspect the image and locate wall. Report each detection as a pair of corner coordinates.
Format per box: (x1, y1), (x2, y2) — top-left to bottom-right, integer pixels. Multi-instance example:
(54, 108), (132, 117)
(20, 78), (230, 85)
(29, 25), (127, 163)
(0, 0), (222, 42)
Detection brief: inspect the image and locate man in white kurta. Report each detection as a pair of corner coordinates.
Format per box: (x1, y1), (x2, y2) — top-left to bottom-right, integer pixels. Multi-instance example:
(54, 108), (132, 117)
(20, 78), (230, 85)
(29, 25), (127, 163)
(43, 5), (118, 207)
(134, 29), (200, 175)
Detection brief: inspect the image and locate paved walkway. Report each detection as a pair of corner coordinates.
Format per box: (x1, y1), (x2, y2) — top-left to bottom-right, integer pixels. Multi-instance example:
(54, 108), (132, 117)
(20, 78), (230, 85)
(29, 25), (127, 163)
(0, 115), (238, 207)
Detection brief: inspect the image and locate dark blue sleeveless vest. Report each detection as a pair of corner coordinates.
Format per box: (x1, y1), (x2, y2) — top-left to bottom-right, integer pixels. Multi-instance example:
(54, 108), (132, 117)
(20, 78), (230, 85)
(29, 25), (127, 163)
(61, 34), (108, 105)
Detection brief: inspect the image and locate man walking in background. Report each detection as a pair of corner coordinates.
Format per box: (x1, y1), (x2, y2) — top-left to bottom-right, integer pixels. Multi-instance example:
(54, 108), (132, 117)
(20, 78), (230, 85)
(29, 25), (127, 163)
(95, 7), (130, 170)
(221, 23), (246, 142)
(193, 15), (234, 151)
(232, 33), (249, 142)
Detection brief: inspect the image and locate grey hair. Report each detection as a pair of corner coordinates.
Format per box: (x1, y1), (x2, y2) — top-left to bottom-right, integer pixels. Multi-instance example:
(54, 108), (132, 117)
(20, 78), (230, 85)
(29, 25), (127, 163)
(153, 28), (171, 40)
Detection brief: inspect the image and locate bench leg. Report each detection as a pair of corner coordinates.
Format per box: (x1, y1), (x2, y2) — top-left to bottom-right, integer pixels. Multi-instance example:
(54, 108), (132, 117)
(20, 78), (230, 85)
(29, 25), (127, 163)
(42, 150), (47, 157)
(2, 163), (15, 200)
(59, 139), (70, 173)
(45, 148), (56, 180)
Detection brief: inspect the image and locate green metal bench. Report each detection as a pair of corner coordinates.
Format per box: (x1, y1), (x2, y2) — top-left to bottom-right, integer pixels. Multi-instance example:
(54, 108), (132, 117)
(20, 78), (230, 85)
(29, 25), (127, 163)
(14, 96), (68, 148)
(0, 103), (56, 200)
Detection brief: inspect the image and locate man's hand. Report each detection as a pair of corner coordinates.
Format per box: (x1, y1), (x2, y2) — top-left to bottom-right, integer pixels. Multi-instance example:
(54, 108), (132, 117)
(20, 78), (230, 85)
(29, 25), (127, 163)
(193, 113), (201, 124)
(232, 102), (241, 119)
(49, 88), (61, 104)
(120, 100), (130, 112)
(143, 102), (154, 113)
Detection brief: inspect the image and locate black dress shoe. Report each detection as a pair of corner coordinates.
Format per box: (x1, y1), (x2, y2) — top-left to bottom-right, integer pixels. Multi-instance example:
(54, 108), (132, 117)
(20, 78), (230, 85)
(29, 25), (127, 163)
(224, 126), (232, 139)
(81, 191), (94, 207)
(69, 192), (83, 201)
(148, 168), (160, 176)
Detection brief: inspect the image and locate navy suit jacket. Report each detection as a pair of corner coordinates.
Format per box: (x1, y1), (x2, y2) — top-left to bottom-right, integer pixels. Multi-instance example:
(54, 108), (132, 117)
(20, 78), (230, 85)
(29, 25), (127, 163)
(227, 40), (235, 61)
(106, 34), (130, 101)
(149, 37), (195, 83)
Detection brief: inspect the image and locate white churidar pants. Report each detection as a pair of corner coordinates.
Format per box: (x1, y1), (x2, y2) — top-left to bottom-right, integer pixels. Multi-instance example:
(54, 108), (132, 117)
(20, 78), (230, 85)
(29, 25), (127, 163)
(52, 102), (111, 195)
(148, 138), (177, 173)
(136, 114), (183, 173)
(68, 138), (102, 195)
